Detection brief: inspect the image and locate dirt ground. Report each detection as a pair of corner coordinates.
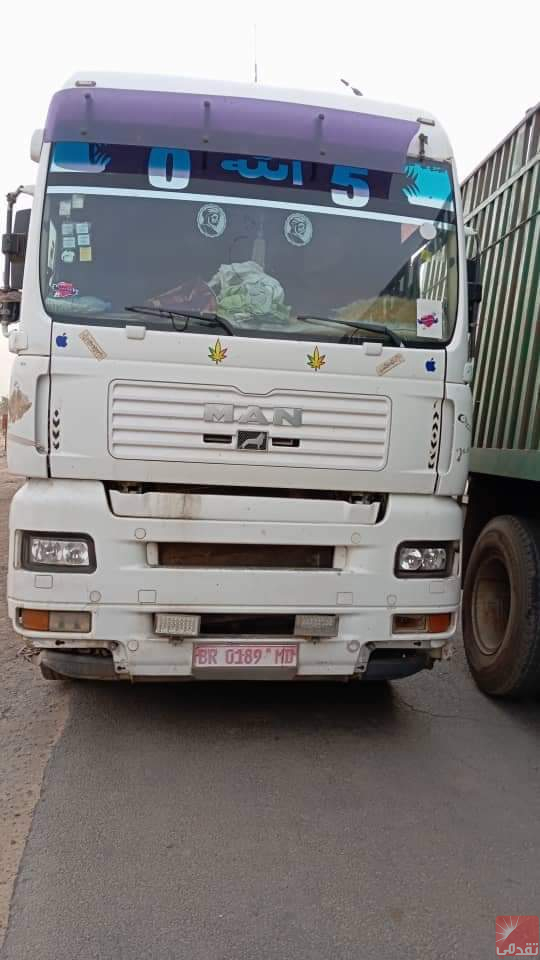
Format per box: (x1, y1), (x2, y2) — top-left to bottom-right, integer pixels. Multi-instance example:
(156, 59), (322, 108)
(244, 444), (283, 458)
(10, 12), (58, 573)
(0, 460), (69, 948)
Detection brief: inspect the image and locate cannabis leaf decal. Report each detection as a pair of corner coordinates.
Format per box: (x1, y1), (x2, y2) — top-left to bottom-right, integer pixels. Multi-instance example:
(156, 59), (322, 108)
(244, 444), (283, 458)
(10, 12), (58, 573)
(208, 338), (228, 364)
(307, 345), (326, 370)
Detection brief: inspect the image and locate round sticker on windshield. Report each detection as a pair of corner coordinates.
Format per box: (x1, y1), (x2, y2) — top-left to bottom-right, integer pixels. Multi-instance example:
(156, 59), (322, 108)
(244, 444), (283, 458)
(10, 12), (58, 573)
(197, 204), (227, 238)
(420, 222), (437, 241)
(284, 213), (313, 247)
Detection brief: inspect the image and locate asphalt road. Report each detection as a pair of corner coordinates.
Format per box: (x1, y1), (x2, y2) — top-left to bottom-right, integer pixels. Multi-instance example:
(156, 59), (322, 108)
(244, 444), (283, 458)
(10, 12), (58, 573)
(2, 641), (540, 960)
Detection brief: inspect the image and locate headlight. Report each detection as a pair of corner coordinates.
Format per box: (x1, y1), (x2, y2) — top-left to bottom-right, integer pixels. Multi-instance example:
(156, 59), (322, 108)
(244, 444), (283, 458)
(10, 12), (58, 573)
(22, 534), (95, 571)
(396, 543), (451, 577)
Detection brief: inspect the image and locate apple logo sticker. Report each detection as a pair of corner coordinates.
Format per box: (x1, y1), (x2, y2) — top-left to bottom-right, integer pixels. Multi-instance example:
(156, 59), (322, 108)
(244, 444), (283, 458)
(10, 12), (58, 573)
(425, 358), (436, 372)
(56, 333), (68, 348)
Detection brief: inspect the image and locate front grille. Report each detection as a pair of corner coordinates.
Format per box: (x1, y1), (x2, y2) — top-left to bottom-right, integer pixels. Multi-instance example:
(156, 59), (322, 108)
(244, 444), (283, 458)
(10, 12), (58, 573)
(199, 614), (296, 637)
(157, 542), (334, 569)
(109, 380), (391, 471)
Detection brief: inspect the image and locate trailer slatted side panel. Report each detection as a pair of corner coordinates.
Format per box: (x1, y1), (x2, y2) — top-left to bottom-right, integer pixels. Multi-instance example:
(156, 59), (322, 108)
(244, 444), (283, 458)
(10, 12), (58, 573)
(462, 104), (540, 482)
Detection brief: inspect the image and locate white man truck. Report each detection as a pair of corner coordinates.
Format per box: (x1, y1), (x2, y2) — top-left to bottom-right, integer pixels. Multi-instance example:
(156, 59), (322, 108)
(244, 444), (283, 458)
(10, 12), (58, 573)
(1, 73), (475, 682)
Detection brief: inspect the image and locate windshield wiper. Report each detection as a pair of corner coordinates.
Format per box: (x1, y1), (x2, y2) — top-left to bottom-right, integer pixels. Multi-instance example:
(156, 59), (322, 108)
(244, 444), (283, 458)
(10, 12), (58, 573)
(297, 314), (404, 347)
(124, 305), (235, 337)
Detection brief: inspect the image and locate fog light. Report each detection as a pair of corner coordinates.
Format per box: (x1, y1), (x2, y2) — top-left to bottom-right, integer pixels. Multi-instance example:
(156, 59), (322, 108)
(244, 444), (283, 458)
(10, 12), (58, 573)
(20, 610), (92, 632)
(393, 613), (451, 634)
(393, 614), (428, 633)
(294, 614), (338, 637)
(49, 611), (92, 632)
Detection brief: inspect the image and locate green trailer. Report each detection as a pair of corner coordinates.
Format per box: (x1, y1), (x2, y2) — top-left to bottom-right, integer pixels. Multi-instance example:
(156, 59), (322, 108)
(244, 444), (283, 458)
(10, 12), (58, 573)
(462, 103), (540, 697)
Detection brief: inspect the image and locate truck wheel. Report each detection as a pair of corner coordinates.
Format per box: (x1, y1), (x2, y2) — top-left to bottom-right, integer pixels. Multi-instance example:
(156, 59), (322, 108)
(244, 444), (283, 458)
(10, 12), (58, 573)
(463, 515), (540, 698)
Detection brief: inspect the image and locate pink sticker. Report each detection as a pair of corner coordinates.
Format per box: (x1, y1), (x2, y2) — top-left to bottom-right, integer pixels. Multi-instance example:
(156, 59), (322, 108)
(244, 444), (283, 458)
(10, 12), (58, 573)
(53, 281), (79, 299)
(418, 313), (438, 329)
(416, 298), (444, 339)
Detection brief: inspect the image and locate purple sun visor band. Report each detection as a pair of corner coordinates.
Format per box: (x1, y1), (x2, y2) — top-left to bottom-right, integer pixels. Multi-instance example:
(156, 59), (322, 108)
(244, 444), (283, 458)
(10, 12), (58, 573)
(44, 87), (419, 172)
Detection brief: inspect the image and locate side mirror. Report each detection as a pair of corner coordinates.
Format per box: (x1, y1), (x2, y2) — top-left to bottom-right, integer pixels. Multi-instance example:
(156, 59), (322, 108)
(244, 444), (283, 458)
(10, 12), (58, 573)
(468, 280), (482, 305)
(8, 209), (31, 291)
(466, 255), (482, 333)
(466, 256), (479, 282)
(1, 196), (32, 329)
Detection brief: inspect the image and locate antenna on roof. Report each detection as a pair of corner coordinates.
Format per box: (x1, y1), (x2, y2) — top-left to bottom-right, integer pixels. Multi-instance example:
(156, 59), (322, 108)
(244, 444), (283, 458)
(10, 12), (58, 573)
(253, 24), (258, 83)
(340, 78), (363, 97)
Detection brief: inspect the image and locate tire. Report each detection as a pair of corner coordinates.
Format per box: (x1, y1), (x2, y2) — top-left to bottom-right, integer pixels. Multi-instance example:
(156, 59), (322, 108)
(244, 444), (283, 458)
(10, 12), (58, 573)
(463, 515), (540, 698)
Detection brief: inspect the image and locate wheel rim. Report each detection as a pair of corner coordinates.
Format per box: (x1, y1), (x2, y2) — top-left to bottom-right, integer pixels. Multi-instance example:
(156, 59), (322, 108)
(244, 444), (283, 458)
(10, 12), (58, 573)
(473, 556), (511, 656)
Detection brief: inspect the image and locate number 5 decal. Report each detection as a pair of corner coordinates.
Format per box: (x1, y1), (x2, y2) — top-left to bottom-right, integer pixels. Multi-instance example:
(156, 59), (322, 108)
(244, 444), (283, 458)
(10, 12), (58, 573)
(148, 148), (191, 190)
(331, 165), (369, 208)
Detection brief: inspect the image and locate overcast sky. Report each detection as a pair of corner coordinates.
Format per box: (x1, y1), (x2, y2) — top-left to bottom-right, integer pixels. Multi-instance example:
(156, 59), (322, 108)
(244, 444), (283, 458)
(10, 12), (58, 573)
(0, 0), (538, 394)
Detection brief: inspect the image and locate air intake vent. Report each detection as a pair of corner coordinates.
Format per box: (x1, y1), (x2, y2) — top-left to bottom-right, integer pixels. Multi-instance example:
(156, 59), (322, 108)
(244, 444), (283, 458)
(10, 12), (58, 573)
(203, 434), (232, 444)
(157, 543), (334, 569)
(199, 614), (296, 636)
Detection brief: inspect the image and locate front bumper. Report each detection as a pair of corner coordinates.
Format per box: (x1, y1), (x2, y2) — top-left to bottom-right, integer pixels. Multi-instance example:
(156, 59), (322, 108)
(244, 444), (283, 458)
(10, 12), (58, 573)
(8, 480), (462, 680)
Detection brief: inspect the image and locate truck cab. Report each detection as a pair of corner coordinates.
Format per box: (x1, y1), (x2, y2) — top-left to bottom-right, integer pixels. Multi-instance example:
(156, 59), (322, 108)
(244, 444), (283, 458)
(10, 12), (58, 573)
(3, 73), (472, 682)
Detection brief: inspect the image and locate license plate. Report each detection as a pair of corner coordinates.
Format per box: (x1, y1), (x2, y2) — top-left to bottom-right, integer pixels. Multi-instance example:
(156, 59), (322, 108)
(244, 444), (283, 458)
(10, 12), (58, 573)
(192, 643), (298, 670)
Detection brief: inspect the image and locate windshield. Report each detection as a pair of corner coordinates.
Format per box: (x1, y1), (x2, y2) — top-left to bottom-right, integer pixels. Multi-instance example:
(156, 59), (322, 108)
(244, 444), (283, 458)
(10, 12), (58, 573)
(41, 141), (458, 346)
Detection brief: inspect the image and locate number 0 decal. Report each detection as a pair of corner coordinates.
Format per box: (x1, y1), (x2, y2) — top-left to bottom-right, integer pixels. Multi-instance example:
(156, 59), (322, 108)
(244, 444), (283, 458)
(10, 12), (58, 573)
(148, 148), (191, 190)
